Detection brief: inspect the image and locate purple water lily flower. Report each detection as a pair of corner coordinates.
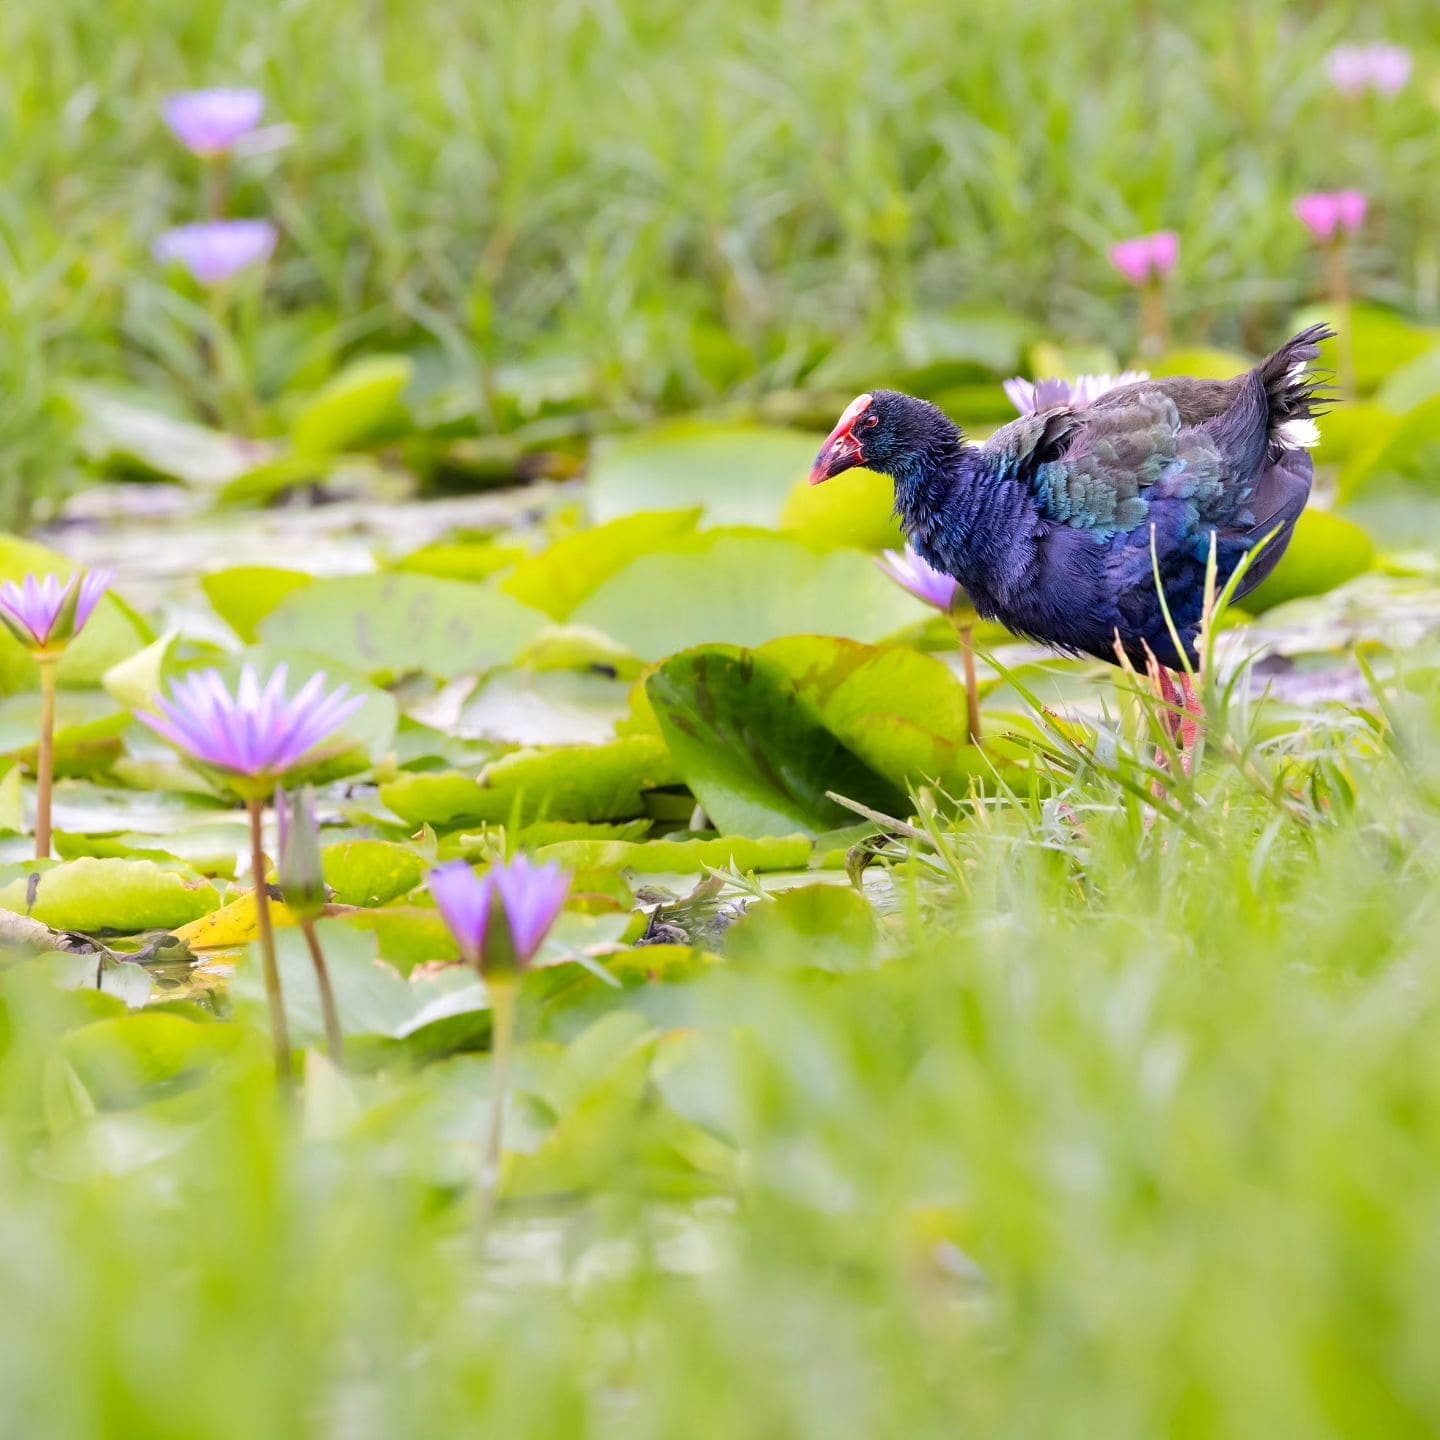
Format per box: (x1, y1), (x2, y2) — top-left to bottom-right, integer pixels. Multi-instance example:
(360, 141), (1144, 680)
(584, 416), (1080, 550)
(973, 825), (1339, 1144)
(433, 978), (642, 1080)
(0, 570), (112, 652)
(1003, 370), (1149, 416)
(1294, 191), (1367, 244)
(876, 545), (960, 613)
(428, 855), (571, 973)
(493, 855), (572, 964)
(1325, 43), (1412, 97)
(154, 219), (277, 285)
(428, 861), (496, 969)
(1109, 231), (1179, 286)
(141, 663), (363, 780)
(163, 88), (265, 155)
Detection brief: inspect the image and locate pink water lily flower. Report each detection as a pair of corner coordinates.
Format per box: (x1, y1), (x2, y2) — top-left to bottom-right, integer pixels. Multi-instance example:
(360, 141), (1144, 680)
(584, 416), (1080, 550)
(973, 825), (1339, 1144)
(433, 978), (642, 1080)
(154, 220), (278, 285)
(1325, 43), (1412, 97)
(1294, 191), (1367, 244)
(0, 570), (112, 652)
(163, 88), (265, 155)
(1109, 231), (1179, 286)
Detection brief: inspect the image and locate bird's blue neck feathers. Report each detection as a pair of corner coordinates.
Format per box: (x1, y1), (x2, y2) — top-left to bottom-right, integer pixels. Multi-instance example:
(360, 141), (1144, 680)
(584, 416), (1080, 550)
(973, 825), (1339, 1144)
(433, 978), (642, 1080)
(891, 439), (1032, 598)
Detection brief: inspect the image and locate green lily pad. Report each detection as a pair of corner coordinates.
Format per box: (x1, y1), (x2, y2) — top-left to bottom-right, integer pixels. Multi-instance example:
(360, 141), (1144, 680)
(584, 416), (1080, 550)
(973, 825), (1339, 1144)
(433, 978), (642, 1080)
(724, 882), (879, 972)
(588, 423), (818, 527)
(1340, 397), (1440, 497)
(646, 647), (908, 837)
(572, 530), (927, 661)
(321, 840), (426, 907)
(261, 573), (546, 681)
(0, 690), (129, 779)
(758, 635), (985, 791)
(456, 667), (630, 746)
(61, 1012), (242, 1105)
(0, 857), (221, 933)
(503, 509), (702, 619)
(201, 567), (316, 644)
(1243, 510), (1376, 613)
(535, 832), (812, 874)
(779, 468), (903, 551)
(380, 735), (680, 829)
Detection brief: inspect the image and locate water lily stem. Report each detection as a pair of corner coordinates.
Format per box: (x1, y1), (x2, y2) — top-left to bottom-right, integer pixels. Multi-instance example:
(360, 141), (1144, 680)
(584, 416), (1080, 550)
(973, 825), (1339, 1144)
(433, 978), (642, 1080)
(1329, 241), (1355, 400)
(478, 976), (517, 1239)
(34, 655), (58, 861)
(248, 797), (292, 1087)
(951, 616), (984, 746)
(301, 918), (345, 1068)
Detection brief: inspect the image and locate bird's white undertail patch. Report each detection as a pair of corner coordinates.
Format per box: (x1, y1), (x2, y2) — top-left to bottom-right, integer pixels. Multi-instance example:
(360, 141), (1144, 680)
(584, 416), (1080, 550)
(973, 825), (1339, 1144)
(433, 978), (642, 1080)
(1277, 417), (1320, 449)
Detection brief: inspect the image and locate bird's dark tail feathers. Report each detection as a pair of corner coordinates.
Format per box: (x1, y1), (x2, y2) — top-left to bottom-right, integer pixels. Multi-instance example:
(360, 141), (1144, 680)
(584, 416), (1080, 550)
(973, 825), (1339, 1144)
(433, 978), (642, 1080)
(1258, 323), (1335, 453)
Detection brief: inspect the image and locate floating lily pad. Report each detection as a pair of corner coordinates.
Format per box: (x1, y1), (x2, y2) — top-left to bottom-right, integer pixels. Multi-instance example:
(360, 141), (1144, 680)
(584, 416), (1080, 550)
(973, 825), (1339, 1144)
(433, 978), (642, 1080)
(201, 567), (316, 644)
(535, 833), (812, 874)
(779, 468), (903, 551)
(1243, 510), (1376, 613)
(503, 509), (702, 619)
(588, 423), (818, 527)
(0, 858), (221, 933)
(261, 573), (546, 681)
(61, 1012), (242, 1106)
(646, 647), (908, 837)
(724, 883), (879, 972)
(379, 735), (680, 828)
(321, 840), (426, 907)
(573, 531), (927, 661)
(759, 635), (986, 791)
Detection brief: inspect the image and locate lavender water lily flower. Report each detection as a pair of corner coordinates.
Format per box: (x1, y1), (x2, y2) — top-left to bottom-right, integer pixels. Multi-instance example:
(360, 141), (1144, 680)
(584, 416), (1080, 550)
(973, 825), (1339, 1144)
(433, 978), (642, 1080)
(877, 545), (960, 613)
(0, 571), (112, 654)
(163, 88), (265, 154)
(141, 663), (362, 785)
(428, 855), (571, 975)
(1003, 371), (1148, 416)
(154, 219), (277, 285)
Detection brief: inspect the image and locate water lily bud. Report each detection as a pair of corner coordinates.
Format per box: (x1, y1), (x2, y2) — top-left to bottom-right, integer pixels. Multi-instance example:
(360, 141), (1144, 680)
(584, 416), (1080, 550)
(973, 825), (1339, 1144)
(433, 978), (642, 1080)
(276, 786), (328, 920)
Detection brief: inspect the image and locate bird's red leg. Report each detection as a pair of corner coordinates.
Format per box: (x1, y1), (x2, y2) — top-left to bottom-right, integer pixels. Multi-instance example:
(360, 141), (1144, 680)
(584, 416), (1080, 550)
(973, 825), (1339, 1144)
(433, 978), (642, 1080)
(1149, 663), (1182, 802)
(1177, 669), (1203, 777)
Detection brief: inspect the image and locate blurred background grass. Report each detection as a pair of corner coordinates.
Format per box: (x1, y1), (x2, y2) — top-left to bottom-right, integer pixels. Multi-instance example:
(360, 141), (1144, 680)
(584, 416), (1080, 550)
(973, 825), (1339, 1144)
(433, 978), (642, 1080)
(3, 0), (1439, 522)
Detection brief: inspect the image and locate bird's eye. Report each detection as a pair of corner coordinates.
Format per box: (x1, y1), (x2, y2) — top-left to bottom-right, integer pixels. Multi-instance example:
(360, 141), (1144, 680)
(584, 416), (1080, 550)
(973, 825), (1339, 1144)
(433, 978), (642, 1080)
(864, 413), (880, 430)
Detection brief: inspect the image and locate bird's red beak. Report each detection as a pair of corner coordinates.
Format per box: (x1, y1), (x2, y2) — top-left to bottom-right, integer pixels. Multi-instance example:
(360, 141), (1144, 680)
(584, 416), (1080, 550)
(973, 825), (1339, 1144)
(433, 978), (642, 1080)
(809, 393), (873, 485)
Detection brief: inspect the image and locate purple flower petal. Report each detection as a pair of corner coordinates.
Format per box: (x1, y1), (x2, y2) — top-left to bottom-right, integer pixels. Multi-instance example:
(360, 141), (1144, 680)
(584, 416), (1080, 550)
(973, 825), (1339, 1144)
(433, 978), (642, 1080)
(162, 88), (265, 155)
(491, 855), (571, 965)
(154, 220), (277, 286)
(0, 569), (112, 649)
(142, 664), (362, 780)
(876, 546), (960, 612)
(427, 861), (495, 964)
